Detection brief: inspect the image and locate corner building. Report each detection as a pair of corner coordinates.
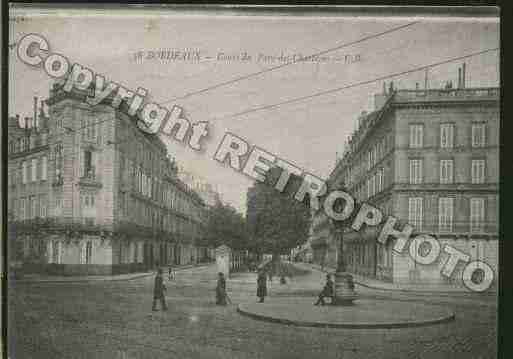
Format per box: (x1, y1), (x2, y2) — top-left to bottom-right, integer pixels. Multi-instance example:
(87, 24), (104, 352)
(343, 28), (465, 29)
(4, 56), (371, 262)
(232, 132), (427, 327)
(315, 84), (499, 287)
(8, 83), (207, 275)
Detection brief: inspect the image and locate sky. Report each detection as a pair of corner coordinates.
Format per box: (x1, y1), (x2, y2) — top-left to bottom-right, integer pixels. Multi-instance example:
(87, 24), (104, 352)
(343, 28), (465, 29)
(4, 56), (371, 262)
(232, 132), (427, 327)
(9, 7), (500, 213)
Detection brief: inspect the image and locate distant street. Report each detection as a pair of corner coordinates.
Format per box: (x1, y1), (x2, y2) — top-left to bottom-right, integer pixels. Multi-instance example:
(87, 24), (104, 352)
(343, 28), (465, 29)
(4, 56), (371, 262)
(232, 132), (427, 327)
(8, 264), (496, 359)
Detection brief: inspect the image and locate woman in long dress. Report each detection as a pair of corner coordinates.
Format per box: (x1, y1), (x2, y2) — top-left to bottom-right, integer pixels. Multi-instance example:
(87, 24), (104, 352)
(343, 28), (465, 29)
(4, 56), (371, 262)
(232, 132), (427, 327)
(257, 270), (267, 303)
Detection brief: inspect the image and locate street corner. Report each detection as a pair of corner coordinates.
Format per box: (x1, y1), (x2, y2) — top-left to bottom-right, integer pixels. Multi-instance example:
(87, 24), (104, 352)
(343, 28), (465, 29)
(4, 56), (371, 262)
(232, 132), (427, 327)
(237, 297), (455, 329)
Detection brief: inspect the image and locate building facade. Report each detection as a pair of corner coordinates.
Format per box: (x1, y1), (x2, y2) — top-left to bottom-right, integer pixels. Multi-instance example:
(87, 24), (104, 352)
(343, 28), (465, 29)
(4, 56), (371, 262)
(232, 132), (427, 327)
(177, 168), (222, 260)
(312, 81), (499, 288)
(8, 84), (208, 275)
(178, 168), (222, 207)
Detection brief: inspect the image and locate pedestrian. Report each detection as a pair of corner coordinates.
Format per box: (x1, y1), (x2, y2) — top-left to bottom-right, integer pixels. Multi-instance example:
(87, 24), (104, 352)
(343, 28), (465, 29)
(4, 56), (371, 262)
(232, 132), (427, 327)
(257, 270), (267, 303)
(168, 266), (175, 281)
(216, 272), (227, 305)
(314, 274), (334, 306)
(152, 268), (167, 311)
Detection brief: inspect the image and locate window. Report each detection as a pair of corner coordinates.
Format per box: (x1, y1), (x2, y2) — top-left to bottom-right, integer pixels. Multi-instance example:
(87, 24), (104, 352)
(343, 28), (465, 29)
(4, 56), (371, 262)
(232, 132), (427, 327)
(471, 159), (485, 184)
(11, 198), (18, 219)
(52, 241), (62, 264)
(378, 168), (384, 192)
(82, 150), (94, 178)
(83, 117), (97, 141)
(32, 195), (38, 218)
(81, 241), (93, 264)
(21, 161), (27, 184)
(408, 197), (423, 230)
(82, 193), (96, 208)
(54, 145), (63, 179)
(470, 198), (485, 233)
(439, 197), (454, 232)
(472, 123), (486, 147)
(440, 123), (454, 148)
(19, 198), (26, 220)
(26, 196), (34, 219)
(409, 159), (423, 184)
(54, 195), (63, 215)
(41, 156), (47, 180)
(31, 158), (38, 182)
(440, 159), (454, 184)
(409, 124), (423, 148)
(39, 194), (47, 217)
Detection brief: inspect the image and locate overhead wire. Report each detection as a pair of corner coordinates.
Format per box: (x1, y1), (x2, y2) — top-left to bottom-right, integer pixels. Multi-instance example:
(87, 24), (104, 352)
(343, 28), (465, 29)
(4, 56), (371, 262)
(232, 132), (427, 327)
(160, 21), (420, 104)
(215, 47), (499, 121)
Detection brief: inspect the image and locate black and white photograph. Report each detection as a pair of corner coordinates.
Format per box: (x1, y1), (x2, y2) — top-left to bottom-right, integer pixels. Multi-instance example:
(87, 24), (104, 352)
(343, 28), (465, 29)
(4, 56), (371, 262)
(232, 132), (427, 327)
(5, 4), (500, 359)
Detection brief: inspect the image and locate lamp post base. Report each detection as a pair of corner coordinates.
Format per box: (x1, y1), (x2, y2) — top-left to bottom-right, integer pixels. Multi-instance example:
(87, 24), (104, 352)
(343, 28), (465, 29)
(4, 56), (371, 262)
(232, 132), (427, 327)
(333, 271), (357, 306)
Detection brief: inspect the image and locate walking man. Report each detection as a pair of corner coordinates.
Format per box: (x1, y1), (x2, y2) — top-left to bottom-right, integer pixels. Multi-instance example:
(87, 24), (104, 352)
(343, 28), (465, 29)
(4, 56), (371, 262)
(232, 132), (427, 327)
(216, 272), (227, 305)
(152, 268), (167, 311)
(257, 270), (267, 303)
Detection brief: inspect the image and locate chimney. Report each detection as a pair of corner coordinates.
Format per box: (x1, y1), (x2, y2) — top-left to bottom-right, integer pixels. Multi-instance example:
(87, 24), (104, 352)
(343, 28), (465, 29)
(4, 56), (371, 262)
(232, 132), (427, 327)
(357, 110), (368, 128)
(462, 62), (466, 89)
(458, 67), (462, 89)
(415, 82), (419, 90)
(24, 117), (30, 129)
(15, 114), (20, 128)
(389, 81), (394, 93)
(33, 96), (38, 129)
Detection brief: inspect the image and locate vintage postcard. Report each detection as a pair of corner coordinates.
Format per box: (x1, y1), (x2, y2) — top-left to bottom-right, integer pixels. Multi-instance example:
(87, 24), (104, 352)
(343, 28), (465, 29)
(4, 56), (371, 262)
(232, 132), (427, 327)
(6, 5), (500, 359)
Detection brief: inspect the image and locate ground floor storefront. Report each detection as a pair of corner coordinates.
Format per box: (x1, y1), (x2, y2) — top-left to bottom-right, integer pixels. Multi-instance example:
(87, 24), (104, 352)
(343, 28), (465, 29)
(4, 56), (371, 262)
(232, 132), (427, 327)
(15, 231), (212, 276)
(312, 227), (498, 288)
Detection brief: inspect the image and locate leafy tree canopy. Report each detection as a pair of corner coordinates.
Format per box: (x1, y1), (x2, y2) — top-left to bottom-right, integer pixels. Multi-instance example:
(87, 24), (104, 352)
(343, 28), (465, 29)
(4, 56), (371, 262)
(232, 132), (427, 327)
(246, 167), (311, 257)
(202, 201), (249, 250)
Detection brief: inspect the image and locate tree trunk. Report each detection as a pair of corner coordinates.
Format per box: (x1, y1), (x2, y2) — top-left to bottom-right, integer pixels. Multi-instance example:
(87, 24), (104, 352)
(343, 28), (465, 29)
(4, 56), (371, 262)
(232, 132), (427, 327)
(271, 252), (281, 276)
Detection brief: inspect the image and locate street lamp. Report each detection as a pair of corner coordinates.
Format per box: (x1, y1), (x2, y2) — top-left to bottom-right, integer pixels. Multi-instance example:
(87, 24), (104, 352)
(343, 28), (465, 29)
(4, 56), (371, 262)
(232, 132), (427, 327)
(329, 186), (358, 306)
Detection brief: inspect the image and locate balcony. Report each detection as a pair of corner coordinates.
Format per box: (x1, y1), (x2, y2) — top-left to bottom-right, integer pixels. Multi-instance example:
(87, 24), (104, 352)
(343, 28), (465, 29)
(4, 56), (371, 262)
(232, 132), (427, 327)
(78, 167), (102, 188)
(52, 174), (63, 187)
(394, 87), (499, 104)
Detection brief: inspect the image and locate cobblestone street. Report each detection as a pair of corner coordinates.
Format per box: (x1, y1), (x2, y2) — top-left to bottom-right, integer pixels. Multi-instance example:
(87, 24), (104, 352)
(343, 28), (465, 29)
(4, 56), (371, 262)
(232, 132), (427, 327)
(8, 264), (497, 359)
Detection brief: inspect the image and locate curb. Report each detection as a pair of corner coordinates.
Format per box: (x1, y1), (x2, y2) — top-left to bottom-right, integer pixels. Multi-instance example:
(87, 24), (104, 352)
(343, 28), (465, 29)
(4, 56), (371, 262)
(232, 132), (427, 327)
(11, 263), (213, 285)
(236, 304), (456, 329)
(303, 264), (496, 295)
(352, 279), (497, 295)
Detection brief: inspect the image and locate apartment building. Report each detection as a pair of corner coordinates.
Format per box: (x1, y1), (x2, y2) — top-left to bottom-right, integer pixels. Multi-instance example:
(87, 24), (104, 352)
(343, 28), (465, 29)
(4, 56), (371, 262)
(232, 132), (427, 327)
(312, 76), (499, 287)
(8, 84), (207, 275)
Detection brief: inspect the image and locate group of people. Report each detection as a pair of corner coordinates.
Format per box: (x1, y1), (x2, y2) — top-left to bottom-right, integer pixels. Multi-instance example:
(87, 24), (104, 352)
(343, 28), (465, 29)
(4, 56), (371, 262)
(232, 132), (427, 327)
(215, 269), (268, 306)
(152, 266), (335, 311)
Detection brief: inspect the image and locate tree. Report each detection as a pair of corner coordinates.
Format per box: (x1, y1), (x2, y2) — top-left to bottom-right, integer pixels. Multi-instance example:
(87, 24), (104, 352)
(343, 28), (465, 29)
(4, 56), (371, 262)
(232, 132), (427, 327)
(246, 167), (311, 261)
(203, 201), (249, 250)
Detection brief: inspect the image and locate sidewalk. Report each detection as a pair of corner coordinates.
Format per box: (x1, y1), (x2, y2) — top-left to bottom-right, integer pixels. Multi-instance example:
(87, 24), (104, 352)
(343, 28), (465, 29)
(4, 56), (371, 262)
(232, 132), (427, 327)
(12, 263), (213, 284)
(298, 263), (496, 294)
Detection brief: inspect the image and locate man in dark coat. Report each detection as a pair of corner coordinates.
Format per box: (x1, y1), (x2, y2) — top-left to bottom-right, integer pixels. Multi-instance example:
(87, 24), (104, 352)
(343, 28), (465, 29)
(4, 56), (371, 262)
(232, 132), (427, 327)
(314, 274), (334, 306)
(216, 272), (227, 305)
(257, 270), (267, 303)
(152, 268), (167, 311)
